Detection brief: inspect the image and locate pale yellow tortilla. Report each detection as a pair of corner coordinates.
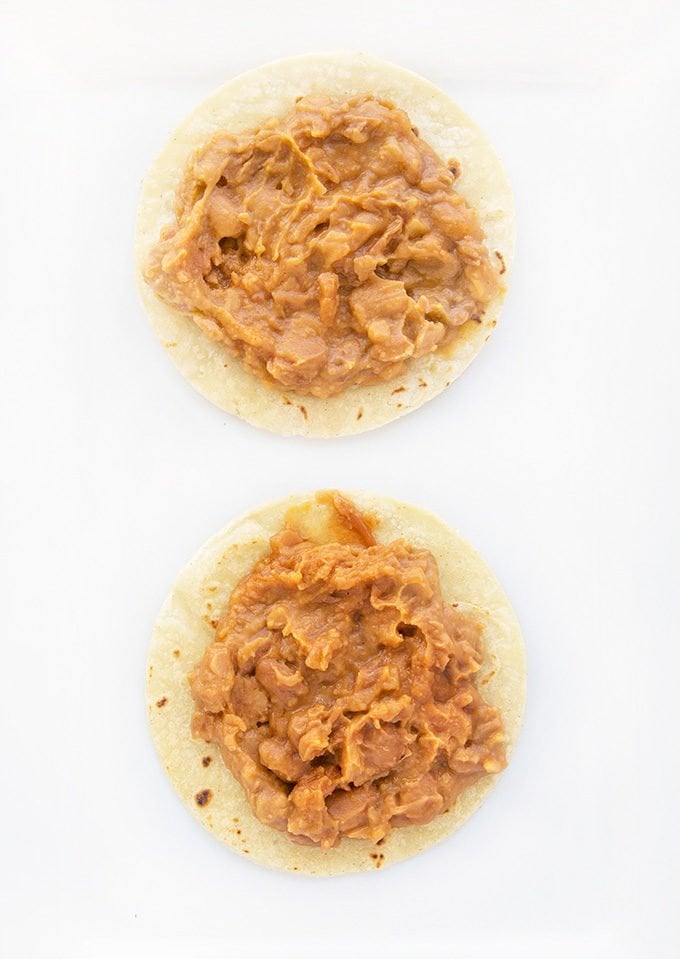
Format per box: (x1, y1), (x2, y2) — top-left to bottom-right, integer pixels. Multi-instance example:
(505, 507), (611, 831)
(147, 492), (526, 875)
(135, 53), (515, 436)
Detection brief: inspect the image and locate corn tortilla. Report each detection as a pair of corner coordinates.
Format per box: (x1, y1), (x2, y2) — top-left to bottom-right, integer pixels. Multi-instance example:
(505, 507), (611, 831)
(135, 53), (515, 436)
(146, 492), (526, 874)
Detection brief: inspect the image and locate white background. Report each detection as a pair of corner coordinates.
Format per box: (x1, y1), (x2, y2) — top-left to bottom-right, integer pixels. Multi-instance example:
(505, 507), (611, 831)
(2, 1), (679, 956)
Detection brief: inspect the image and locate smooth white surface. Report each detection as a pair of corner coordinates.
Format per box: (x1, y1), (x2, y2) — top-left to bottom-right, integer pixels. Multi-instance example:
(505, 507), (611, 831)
(1, 1), (678, 956)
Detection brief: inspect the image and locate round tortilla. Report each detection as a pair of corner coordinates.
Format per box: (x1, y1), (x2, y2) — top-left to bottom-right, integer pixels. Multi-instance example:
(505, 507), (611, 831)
(146, 492), (526, 875)
(135, 52), (515, 437)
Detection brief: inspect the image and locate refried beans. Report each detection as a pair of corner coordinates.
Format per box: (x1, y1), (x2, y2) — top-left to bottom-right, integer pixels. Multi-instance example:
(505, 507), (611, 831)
(145, 96), (500, 398)
(190, 494), (506, 848)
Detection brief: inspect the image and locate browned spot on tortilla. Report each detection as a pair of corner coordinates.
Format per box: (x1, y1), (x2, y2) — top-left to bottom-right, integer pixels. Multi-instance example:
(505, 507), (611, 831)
(391, 386), (406, 395)
(396, 402), (403, 408)
(299, 404), (308, 420)
(447, 159), (460, 179)
(418, 378), (427, 388)
(164, 341), (178, 348)
(243, 849), (250, 854)
(283, 395), (293, 406)
(236, 829), (242, 835)
(156, 697), (167, 708)
(232, 817), (239, 824)
(481, 670), (497, 686)
(148, 666), (153, 676)
(195, 789), (212, 807)
(356, 408), (363, 420)
(172, 649), (180, 659)
(202, 755), (212, 767)
(495, 250), (506, 275)
(411, 126), (419, 136)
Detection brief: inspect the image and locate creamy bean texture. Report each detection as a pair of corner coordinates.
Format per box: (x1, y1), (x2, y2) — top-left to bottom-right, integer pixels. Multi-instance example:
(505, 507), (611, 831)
(145, 96), (500, 398)
(190, 494), (506, 848)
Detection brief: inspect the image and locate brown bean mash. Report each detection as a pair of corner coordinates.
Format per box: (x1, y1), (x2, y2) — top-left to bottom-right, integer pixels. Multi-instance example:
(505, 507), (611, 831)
(190, 495), (506, 848)
(146, 96), (500, 398)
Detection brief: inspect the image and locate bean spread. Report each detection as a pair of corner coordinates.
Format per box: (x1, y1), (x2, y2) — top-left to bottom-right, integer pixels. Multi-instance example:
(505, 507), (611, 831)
(146, 96), (499, 398)
(190, 494), (506, 848)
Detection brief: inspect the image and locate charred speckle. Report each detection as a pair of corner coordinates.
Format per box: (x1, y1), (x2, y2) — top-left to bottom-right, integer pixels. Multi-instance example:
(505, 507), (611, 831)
(376, 837), (385, 846)
(233, 817), (239, 824)
(299, 405), (308, 420)
(448, 160), (460, 179)
(202, 756), (212, 767)
(243, 849), (250, 854)
(195, 789), (212, 807)
(418, 379), (427, 388)
(495, 251), (506, 275)
(356, 408), (363, 421)
(173, 649), (180, 659)
(370, 852), (378, 860)
(156, 697), (167, 708)
(396, 402), (403, 409)
(391, 386), (406, 395)
(237, 829), (242, 836)
(411, 126), (419, 136)
(283, 395), (293, 406)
